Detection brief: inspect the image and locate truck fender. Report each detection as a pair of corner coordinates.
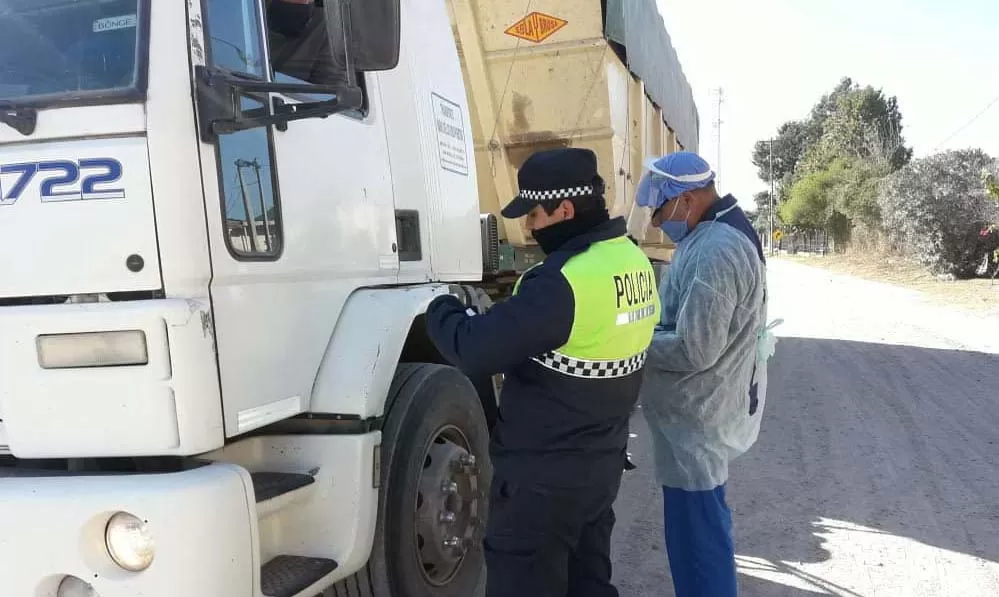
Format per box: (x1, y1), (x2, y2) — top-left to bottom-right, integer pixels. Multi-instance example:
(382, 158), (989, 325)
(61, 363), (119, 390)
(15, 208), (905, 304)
(308, 284), (452, 418)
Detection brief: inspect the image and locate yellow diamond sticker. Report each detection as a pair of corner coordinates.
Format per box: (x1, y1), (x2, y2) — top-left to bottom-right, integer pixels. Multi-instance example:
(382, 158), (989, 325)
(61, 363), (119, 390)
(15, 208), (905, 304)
(504, 12), (568, 43)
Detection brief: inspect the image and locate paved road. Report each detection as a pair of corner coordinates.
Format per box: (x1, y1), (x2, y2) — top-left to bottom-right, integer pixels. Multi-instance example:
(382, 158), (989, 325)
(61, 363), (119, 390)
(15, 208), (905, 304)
(611, 259), (999, 597)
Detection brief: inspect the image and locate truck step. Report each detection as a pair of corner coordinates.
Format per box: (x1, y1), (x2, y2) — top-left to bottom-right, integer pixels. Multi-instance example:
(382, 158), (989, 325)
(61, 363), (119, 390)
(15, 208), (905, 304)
(261, 555), (338, 597)
(251, 472), (316, 503)
(251, 471), (318, 519)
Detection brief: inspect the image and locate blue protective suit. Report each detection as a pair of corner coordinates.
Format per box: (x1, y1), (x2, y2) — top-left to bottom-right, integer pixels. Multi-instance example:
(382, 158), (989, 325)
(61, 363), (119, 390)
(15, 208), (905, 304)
(636, 150), (779, 596)
(639, 195), (772, 492)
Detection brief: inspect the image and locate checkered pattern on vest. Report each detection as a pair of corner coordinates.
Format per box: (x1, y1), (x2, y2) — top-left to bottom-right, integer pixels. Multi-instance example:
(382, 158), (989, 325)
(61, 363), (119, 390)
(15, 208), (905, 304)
(531, 350), (648, 379)
(519, 186), (594, 202)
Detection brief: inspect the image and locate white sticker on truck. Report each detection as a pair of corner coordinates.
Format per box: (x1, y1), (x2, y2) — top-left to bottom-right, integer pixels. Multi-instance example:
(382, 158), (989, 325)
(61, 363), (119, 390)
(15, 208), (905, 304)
(93, 14), (138, 33)
(431, 93), (469, 177)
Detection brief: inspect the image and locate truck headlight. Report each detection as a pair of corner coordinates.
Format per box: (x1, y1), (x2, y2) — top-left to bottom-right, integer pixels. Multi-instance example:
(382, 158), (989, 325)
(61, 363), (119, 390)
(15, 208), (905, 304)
(105, 512), (155, 571)
(57, 576), (99, 597)
(37, 330), (148, 369)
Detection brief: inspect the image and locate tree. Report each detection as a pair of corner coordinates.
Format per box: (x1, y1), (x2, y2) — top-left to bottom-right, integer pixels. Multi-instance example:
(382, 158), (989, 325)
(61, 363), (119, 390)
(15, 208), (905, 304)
(986, 171), (999, 200)
(751, 120), (821, 183)
(781, 159), (852, 237)
(749, 190), (777, 230)
(809, 77), (856, 127)
(763, 77), (855, 181)
(828, 156), (889, 231)
(879, 149), (999, 278)
(798, 82), (912, 176)
(753, 190), (772, 210)
(751, 77), (911, 223)
(983, 169), (999, 273)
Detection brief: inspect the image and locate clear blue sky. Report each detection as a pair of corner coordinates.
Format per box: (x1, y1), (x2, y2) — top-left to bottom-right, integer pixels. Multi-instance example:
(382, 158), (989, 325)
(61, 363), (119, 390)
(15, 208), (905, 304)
(656, 0), (999, 208)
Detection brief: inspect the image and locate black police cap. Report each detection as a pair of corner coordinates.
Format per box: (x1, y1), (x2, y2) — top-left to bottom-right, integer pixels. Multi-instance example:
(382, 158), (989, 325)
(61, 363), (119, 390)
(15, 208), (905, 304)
(501, 147), (606, 219)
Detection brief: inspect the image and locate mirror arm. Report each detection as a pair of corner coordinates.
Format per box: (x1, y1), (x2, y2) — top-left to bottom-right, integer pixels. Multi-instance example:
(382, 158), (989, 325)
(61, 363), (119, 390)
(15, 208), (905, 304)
(195, 66), (363, 141)
(214, 92), (362, 135)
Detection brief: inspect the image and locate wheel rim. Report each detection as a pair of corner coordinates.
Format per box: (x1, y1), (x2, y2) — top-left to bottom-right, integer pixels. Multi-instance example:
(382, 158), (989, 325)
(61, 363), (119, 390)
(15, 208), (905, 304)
(414, 424), (482, 587)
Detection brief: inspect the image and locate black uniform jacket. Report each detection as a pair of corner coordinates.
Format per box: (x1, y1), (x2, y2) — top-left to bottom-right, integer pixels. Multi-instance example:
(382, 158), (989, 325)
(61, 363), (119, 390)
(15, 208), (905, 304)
(426, 217), (642, 487)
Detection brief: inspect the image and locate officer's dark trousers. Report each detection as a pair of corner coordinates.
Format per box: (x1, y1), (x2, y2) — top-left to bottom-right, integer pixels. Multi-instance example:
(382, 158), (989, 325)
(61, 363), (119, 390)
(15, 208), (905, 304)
(484, 471), (623, 597)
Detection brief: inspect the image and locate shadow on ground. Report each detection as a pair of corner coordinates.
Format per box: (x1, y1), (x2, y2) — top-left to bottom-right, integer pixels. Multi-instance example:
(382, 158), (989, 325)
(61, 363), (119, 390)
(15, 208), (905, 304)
(614, 337), (999, 596)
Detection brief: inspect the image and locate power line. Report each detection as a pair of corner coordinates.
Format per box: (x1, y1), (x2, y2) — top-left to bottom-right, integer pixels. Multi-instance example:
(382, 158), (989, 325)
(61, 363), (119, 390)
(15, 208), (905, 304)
(932, 93), (999, 151)
(488, 0), (534, 147)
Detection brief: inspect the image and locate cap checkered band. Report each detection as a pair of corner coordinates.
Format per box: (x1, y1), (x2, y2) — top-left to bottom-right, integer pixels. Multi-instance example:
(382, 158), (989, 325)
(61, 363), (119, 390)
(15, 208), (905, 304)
(519, 186), (594, 202)
(531, 350), (648, 379)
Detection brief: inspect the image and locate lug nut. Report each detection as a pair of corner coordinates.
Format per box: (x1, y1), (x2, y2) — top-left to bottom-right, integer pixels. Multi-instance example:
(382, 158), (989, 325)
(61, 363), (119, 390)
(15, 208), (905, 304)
(442, 480), (458, 495)
(440, 511), (456, 524)
(443, 536), (461, 549)
(457, 453), (479, 474)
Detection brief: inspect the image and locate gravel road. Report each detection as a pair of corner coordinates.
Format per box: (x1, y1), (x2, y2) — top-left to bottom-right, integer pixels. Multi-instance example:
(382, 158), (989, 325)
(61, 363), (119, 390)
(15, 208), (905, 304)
(611, 259), (999, 597)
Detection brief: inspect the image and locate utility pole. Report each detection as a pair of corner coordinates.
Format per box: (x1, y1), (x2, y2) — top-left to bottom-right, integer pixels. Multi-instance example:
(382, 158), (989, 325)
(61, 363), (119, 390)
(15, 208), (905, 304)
(235, 159), (260, 253)
(713, 87), (724, 186)
(235, 158), (274, 253)
(249, 159), (272, 253)
(769, 138), (775, 255)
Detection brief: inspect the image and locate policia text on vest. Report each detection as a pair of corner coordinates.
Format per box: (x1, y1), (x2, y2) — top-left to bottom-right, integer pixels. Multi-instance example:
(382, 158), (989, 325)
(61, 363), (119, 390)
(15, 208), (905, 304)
(614, 269), (658, 327)
(615, 269), (657, 308)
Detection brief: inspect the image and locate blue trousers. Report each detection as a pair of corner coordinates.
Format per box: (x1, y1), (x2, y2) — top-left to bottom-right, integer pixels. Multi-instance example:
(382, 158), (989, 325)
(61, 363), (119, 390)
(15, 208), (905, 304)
(662, 485), (738, 597)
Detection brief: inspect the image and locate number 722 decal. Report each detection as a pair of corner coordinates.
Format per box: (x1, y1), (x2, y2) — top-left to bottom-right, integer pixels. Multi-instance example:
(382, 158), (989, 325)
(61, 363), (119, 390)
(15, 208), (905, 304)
(0, 158), (125, 206)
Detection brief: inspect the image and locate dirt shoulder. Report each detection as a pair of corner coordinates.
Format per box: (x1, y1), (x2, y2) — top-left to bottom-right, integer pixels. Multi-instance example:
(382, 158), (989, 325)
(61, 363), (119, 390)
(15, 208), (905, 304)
(777, 252), (999, 316)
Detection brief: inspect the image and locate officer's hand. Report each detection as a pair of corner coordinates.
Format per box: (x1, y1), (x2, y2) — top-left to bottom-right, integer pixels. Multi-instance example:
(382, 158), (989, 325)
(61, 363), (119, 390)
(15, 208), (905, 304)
(471, 287), (493, 312)
(447, 284), (474, 308)
(446, 285), (493, 314)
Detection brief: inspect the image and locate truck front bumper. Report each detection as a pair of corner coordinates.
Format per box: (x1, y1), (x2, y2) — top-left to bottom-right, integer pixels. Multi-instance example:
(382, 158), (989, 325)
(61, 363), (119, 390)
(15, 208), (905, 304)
(0, 462), (257, 596)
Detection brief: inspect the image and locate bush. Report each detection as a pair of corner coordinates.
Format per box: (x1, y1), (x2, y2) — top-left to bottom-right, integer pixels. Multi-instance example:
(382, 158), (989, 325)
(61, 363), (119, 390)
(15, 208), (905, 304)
(879, 149), (999, 278)
(782, 159), (857, 248)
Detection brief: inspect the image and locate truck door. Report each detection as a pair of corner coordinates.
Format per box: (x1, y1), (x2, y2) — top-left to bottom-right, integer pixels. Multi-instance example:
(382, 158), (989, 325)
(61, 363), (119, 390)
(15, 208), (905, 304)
(196, 0), (399, 437)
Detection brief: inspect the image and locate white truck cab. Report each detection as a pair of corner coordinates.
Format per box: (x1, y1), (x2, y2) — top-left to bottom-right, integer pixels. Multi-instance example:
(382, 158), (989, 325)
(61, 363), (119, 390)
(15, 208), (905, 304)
(0, 1), (495, 595)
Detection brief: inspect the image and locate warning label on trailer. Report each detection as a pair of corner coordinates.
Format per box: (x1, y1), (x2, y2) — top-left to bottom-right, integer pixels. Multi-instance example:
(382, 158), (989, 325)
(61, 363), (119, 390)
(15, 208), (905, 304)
(504, 12), (568, 43)
(431, 93), (469, 177)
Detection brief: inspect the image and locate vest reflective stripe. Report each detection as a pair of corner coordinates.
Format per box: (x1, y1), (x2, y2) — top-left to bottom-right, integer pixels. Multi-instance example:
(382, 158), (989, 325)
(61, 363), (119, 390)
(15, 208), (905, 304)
(513, 234), (660, 375)
(616, 304), (657, 326)
(532, 350), (648, 379)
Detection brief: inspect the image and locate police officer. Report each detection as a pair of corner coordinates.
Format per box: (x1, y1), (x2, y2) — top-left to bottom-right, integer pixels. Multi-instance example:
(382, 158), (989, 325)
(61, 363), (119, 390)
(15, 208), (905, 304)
(425, 148), (660, 597)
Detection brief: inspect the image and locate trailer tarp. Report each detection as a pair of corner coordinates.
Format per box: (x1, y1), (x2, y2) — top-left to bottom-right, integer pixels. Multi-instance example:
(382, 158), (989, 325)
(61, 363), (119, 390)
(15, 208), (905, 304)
(605, 0), (700, 153)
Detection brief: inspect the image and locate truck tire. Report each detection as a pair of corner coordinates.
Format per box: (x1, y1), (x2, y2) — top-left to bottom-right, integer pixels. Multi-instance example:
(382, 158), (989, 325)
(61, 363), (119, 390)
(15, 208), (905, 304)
(327, 363), (491, 597)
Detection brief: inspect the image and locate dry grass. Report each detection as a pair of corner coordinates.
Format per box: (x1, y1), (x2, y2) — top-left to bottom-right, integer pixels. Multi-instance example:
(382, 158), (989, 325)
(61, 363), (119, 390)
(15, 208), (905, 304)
(778, 251), (999, 315)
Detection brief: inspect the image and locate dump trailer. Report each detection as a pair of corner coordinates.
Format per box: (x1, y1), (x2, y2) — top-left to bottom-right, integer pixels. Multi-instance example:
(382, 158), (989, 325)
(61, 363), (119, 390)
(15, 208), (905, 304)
(449, 0), (700, 279)
(0, 1), (696, 596)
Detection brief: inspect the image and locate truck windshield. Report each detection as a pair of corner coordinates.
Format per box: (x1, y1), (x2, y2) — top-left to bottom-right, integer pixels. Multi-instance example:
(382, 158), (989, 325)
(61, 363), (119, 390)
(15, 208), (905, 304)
(0, 0), (147, 104)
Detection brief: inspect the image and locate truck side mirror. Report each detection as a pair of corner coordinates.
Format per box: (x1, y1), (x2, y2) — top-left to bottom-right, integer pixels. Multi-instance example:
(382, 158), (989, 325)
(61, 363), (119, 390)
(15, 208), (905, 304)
(325, 0), (401, 73)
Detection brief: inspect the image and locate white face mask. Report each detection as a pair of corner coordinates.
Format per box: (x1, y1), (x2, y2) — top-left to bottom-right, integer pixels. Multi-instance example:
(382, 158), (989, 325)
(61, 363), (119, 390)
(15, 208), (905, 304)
(658, 199), (692, 243)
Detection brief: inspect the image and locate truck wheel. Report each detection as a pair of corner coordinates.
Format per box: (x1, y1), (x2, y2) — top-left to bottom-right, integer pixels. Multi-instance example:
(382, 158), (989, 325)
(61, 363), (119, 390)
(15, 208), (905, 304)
(328, 363), (490, 597)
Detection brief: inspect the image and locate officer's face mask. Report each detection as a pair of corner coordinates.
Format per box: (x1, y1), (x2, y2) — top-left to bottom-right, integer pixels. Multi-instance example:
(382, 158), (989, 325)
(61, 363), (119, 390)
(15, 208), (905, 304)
(529, 201), (609, 254)
(268, 0), (315, 38)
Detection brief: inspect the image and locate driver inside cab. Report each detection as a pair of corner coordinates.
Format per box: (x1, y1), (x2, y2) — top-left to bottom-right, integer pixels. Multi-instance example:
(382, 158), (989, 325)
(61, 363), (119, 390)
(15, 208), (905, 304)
(265, 0), (346, 87)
